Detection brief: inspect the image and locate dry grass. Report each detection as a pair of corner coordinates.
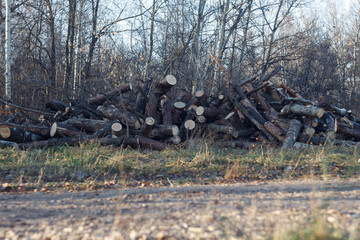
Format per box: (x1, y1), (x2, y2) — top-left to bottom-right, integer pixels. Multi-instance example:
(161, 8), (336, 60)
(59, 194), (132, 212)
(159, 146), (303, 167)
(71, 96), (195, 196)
(0, 140), (359, 190)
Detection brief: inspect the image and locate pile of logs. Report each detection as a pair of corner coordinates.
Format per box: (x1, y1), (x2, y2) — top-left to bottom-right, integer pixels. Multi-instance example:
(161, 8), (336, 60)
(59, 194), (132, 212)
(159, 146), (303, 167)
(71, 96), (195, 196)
(1, 71), (360, 151)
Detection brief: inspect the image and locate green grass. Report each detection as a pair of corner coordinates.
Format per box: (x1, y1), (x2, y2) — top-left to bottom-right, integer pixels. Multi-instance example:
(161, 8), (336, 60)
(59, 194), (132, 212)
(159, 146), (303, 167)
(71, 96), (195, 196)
(0, 142), (360, 190)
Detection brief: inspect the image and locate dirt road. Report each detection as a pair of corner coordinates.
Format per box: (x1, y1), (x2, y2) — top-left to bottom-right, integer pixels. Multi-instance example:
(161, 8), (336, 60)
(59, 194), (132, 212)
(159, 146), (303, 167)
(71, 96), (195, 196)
(1, 178), (360, 240)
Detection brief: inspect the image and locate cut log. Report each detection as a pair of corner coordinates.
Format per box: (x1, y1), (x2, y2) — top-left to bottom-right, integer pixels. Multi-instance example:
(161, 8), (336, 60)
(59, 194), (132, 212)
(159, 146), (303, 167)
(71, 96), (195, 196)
(158, 75), (177, 90)
(282, 119), (302, 149)
(175, 91), (193, 104)
(281, 104), (325, 118)
(197, 115), (206, 123)
(303, 117), (316, 137)
(214, 94), (225, 108)
(298, 133), (359, 147)
(149, 125), (179, 139)
(322, 112), (337, 140)
(264, 121), (286, 142)
(0, 121), (50, 137)
(224, 111), (235, 120)
(216, 140), (256, 149)
(96, 105), (140, 129)
(244, 82), (278, 121)
(198, 106), (222, 119)
(50, 122), (81, 138)
(137, 135), (166, 151)
(184, 120), (196, 130)
(88, 83), (133, 105)
(338, 124), (360, 140)
(0, 140), (19, 149)
(196, 106), (204, 116)
(174, 101), (186, 110)
(170, 135), (181, 145)
(220, 85), (274, 141)
(320, 105), (347, 117)
(272, 118), (289, 130)
(195, 90), (208, 107)
(312, 118), (319, 128)
(145, 77), (176, 121)
(207, 124), (235, 134)
(236, 128), (256, 138)
(64, 118), (108, 133)
(173, 102), (186, 125)
(18, 136), (90, 150)
(142, 117), (155, 137)
(279, 83), (302, 98)
(0, 126), (11, 138)
(46, 100), (70, 111)
(0, 127), (28, 143)
(160, 96), (173, 126)
(111, 122), (123, 137)
(135, 78), (153, 114)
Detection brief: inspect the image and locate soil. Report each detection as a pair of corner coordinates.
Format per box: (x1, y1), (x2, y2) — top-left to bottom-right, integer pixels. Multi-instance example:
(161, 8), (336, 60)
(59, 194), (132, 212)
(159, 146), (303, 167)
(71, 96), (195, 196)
(1, 178), (360, 240)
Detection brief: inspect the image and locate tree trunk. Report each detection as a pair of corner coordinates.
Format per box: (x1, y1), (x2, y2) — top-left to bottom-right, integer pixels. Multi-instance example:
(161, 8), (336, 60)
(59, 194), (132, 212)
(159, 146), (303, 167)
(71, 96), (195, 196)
(44, 0), (56, 94)
(143, 0), (156, 82)
(63, 0), (77, 93)
(72, 0), (84, 97)
(84, 0), (100, 79)
(4, 0), (11, 100)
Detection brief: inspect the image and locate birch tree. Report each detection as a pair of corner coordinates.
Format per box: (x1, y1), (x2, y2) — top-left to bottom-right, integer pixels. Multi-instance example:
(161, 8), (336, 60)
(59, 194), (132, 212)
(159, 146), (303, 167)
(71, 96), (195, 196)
(73, 0), (85, 96)
(4, 0), (11, 101)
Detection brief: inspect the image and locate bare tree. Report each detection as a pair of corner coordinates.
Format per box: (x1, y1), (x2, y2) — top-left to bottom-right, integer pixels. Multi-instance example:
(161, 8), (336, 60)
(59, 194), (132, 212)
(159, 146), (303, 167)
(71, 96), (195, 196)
(4, 0), (11, 101)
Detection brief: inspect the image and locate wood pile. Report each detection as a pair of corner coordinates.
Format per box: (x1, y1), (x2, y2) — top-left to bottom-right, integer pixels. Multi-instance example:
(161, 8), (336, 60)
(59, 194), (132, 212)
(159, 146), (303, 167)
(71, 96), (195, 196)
(1, 71), (360, 151)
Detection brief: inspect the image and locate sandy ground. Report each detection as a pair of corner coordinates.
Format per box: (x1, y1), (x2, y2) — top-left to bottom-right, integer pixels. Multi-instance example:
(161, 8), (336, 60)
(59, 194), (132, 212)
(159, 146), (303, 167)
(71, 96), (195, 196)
(1, 178), (360, 240)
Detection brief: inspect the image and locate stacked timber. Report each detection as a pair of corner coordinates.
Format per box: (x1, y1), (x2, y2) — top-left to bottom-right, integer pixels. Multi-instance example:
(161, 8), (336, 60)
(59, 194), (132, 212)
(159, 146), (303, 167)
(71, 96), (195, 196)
(1, 71), (360, 151)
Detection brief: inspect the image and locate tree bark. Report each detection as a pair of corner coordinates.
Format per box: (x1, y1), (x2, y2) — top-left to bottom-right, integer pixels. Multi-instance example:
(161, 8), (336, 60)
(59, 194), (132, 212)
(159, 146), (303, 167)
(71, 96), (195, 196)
(4, 0), (11, 100)
(96, 105), (140, 129)
(63, 0), (77, 92)
(161, 96), (173, 126)
(281, 104), (325, 118)
(282, 119), (302, 149)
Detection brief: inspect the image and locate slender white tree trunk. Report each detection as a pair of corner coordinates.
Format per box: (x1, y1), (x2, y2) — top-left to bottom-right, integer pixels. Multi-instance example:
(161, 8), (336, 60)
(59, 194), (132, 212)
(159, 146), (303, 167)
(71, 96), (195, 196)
(212, 0), (230, 93)
(73, 0), (84, 97)
(5, 0), (11, 101)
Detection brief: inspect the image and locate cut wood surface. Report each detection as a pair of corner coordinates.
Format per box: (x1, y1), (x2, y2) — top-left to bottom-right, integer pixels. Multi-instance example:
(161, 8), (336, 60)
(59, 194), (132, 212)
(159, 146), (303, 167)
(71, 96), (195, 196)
(111, 122), (123, 137)
(0, 126), (11, 138)
(184, 120), (196, 130)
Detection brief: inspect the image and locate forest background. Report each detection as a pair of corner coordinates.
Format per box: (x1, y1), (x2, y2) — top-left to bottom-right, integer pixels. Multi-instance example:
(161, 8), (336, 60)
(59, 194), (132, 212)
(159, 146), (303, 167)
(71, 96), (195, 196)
(1, 0), (359, 115)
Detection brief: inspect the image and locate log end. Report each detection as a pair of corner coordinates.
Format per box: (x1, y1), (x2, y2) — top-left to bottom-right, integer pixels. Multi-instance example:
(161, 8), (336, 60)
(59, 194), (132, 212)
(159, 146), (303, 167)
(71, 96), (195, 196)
(196, 106), (204, 116)
(165, 75), (177, 86)
(174, 101), (186, 110)
(184, 120), (196, 130)
(197, 115), (206, 123)
(145, 117), (155, 126)
(0, 126), (11, 139)
(50, 123), (57, 137)
(195, 90), (204, 98)
(317, 108), (325, 118)
(171, 125), (179, 136)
